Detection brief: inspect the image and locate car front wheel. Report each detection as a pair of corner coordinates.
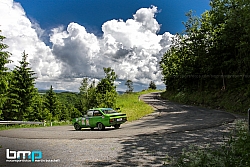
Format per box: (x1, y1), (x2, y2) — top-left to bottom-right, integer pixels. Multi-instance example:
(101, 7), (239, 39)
(97, 122), (105, 130)
(114, 124), (120, 129)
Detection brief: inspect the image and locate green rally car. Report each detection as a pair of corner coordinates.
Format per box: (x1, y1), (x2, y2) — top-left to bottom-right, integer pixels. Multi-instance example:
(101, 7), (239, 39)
(72, 108), (127, 131)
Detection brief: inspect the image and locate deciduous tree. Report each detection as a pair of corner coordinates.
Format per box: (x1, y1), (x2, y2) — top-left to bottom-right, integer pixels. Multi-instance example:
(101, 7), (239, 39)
(125, 80), (133, 93)
(149, 81), (157, 90)
(96, 67), (117, 108)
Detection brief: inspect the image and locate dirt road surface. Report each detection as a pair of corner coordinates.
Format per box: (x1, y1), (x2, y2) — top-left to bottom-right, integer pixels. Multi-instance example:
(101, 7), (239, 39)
(0, 92), (237, 167)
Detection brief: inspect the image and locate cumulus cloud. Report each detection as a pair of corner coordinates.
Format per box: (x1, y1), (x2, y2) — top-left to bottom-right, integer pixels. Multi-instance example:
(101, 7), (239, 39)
(0, 0), (61, 80)
(0, 0), (173, 91)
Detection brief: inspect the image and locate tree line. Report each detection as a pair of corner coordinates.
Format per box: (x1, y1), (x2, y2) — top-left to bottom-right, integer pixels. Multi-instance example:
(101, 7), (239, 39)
(160, 0), (250, 93)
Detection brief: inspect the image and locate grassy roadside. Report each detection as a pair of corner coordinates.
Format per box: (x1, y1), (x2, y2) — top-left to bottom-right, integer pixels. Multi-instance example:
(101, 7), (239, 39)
(0, 120), (70, 131)
(161, 90), (250, 166)
(160, 89), (250, 116)
(0, 89), (160, 130)
(116, 89), (162, 121)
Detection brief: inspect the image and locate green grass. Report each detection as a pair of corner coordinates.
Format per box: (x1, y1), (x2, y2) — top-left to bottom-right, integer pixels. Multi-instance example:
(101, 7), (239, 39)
(161, 89), (250, 116)
(116, 89), (162, 121)
(0, 120), (70, 131)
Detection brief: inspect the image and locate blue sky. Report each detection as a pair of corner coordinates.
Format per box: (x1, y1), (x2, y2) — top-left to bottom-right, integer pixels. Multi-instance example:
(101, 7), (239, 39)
(0, 0), (210, 92)
(15, 0), (210, 35)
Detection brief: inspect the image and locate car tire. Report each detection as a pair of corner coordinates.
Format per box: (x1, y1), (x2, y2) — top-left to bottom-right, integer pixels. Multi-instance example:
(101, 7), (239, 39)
(97, 122), (105, 130)
(74, 123), (81, 131)
(114, 124), (120, 129)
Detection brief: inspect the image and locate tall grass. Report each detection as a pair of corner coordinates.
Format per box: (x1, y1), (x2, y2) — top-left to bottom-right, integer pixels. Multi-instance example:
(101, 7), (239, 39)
(116, 89), (161, 121)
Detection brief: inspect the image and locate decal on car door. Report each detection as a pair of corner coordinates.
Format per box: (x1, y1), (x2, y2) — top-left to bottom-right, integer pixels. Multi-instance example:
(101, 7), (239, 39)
(82, 118), (85, 125)
(86, 118), (89, 126)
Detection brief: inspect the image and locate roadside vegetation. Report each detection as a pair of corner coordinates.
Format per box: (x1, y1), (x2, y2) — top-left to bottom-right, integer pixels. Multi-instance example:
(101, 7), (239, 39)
(117, 89), (161, 121)
(160, 0), (250, 116)
(165, 120), (250, 167)
(161, 89), (250, 116)
(0, 89), (160, 130)
(160, 0), (250, 166)
(0, 120), (70, 131)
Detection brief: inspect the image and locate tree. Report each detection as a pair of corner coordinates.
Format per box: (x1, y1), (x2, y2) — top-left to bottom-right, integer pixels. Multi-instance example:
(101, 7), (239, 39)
(29, 94), (44, 121)
(0, 30), (12, 118)
(149, 81), (157, 90)
(160, 0), (250, 92)
(96, 67), (117, 108)
(125, 80), (133, 93)
(44, 85), (59, 121)
(3, 51), (37, 120)
(79, 78), (88, 95)
(78, 78), (97, 114)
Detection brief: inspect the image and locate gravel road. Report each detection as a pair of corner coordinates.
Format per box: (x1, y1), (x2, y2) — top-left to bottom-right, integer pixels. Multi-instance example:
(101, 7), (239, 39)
(0, 92), (238, 167)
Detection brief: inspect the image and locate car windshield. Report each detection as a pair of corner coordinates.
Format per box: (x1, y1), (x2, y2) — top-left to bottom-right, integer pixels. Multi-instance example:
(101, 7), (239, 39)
(102, 109), (117, 114)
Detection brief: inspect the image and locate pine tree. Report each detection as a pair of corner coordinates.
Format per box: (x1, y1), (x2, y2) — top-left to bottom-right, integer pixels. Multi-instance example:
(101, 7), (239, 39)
(44, 85), (59, 121)
(0, 30), (12, 119)
(3, 51), (37, 120)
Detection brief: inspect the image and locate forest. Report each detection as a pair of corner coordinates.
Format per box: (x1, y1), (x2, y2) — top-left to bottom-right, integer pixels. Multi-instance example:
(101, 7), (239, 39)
(160, 0), (250, 114)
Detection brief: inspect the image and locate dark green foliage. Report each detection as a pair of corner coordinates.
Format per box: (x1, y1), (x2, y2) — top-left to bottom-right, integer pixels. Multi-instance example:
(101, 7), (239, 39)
(43, 85), (59, 120)
(78, 78), (97, 114)
(0, 30), (12, 118)
(77, 67), (118, 114)
(56, 92), (82, 119)
(28, 94), (45, 121)
(96, 67), (117, 108)
(149, 81), (157, 90)
(3, 51), (38, 120)
(161, 88), (250, 114)
(125, 80), (133, 93)
(79, 77), (88, 95)
(160, 0), (250, 93)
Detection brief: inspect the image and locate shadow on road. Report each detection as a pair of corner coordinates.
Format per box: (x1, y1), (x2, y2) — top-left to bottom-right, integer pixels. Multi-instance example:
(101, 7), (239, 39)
(87, 125), (231, 166)
(86, 92), (237, 166)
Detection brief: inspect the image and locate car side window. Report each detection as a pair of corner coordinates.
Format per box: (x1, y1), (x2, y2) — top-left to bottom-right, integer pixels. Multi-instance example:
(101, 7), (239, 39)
(87, 110), (93, 117)
(93, 110), (102, 116)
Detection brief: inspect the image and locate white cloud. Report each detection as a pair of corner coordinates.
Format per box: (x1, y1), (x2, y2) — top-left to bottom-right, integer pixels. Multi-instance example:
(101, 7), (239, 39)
(0, 0), (61, 80)
(0, 0), (172, 91)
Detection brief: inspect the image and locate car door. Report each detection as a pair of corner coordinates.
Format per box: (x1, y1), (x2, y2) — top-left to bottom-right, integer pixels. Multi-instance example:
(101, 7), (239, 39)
(86, 110), (93, 127)
(91, 110), (103, 126)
